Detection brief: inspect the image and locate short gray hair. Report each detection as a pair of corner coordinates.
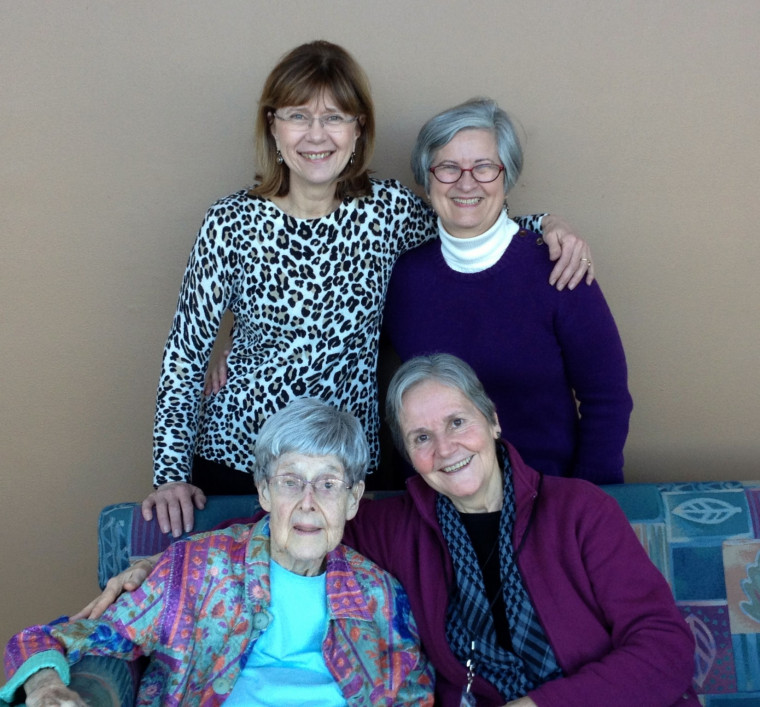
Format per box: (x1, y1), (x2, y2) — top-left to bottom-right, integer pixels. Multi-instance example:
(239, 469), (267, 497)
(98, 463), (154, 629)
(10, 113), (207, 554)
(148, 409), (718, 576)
(385, 354), (498, 461)
(253, 398), (369, 487)
(410, 97), (523, 194)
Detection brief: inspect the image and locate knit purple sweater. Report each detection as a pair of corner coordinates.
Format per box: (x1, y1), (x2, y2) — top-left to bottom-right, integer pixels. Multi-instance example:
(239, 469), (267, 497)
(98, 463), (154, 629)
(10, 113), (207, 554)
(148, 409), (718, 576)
(383, 229), (633, 483)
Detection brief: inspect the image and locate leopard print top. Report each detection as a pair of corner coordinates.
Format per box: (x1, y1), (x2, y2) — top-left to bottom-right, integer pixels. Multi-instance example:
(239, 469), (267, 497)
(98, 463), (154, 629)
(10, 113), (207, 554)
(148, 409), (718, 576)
(153, 178), (541, 486)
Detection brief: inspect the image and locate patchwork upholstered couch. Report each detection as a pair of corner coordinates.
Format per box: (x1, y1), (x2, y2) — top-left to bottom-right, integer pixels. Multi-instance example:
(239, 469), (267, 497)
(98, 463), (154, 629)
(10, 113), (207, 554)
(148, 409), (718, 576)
(3, 481), (760, 706)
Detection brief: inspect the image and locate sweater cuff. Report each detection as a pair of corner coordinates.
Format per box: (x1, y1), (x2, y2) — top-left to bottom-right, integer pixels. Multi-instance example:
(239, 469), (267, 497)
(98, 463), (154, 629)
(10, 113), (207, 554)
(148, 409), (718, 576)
(515, 213), (547, 234)
(0, 650), (71, 703)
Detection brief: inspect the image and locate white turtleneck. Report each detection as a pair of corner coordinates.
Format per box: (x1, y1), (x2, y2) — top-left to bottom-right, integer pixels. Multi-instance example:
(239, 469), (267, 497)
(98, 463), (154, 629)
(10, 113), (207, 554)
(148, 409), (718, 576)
(438, 209), (519, 273)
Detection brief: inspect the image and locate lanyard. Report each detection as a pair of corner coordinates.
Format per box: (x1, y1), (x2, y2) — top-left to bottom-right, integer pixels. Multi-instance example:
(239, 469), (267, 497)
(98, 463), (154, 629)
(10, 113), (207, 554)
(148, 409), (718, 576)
(460, 640), (478, 706)
(460, 548), (507, 707)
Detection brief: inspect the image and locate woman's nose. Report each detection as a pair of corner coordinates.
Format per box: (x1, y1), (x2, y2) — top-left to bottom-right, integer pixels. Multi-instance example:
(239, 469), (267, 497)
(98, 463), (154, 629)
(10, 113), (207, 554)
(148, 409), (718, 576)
(435, 433), (458, 457)
(305, 119), (327, 138)
(456, 169), (479, 188)
(298, 484), (318, 509)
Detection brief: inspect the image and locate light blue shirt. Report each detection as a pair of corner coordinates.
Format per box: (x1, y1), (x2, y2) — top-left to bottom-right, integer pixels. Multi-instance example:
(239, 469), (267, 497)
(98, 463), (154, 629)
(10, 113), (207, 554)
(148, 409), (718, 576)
(224, 559), (346, 706)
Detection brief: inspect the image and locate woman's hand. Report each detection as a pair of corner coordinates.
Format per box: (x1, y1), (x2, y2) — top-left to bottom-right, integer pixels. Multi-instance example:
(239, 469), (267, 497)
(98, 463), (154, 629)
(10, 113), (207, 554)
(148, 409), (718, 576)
(504, 697), (538, 707)
(24, 669), (87, 707)
(541, 214), (594, 290)
(203, 327), (232, 396)
(141, 481), (207, 537)
(70, 556), (158, 620)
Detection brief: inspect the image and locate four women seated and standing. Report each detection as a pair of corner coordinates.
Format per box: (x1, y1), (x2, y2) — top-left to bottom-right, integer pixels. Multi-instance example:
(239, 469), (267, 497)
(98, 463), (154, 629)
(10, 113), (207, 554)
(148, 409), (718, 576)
(53, 356), (698, 706)
(1, 399), (434, 706)
(1, 42), (676, 707)
(383, 98), (632, 484)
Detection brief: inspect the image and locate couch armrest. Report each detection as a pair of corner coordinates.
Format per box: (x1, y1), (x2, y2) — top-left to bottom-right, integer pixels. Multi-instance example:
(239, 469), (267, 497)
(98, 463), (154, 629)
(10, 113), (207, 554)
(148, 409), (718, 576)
(0, 655), (140, 707)
(97, 495), (261, 588)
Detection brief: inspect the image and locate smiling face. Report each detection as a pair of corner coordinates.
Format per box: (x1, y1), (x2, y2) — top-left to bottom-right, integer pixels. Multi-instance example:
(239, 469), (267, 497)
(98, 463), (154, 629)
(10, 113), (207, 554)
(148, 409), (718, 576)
(428, 128), (506, 239)
(257, 452), (363, 576)
(399, 379), (503, 512)
(270, 90), (360, 198)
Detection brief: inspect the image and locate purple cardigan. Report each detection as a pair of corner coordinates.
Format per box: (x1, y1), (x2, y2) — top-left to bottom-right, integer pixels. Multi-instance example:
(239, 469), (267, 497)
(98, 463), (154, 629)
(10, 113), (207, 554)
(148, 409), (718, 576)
(343, 443), (698, 707)
(383, 229), (633, 483)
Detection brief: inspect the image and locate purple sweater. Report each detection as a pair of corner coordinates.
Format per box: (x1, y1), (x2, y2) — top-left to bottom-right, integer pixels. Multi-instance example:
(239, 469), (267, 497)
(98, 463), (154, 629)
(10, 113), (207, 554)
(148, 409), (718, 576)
(383, 229), (633, 483)
(343, 443), (698, 707)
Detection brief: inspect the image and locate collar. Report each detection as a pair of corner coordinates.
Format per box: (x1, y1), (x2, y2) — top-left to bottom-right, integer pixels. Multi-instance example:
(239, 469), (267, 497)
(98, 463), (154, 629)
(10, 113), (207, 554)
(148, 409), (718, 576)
(404, 441), (542, 551)
(438, 209), (518, 273)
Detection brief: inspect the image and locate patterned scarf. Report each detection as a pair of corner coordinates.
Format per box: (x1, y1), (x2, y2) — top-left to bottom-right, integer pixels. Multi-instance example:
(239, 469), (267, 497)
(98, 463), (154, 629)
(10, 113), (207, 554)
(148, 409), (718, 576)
(437, 455), (562, 701)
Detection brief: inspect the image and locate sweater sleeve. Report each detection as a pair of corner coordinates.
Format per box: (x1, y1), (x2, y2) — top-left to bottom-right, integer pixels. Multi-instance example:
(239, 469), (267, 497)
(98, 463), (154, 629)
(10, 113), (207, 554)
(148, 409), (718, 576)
(152, 201), (236, 485)
(515, 213), (546, 234)
(1, 569), (168, 703)
(527, 493), (695, 707)
(553, 279), (633, 483)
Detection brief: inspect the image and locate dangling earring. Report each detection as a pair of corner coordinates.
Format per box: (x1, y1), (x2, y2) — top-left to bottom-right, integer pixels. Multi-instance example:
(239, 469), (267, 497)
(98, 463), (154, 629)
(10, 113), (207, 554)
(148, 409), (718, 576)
(276, 149), (283, 165)
(503, 197), (509, 217)
(349, 151), (355, 166)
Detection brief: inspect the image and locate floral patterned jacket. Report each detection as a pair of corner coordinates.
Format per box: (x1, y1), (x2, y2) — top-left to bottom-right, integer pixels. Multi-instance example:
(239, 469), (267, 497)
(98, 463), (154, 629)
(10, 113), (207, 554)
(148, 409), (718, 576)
(2, 518), (434, 706)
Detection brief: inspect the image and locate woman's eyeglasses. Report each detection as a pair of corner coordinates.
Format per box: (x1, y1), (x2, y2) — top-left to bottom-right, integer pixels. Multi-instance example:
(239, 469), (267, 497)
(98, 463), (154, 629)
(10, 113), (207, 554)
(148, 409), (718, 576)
(273, 111), (358, 133)
(268, 474), (351, 500)
(429, 163), (505, 184)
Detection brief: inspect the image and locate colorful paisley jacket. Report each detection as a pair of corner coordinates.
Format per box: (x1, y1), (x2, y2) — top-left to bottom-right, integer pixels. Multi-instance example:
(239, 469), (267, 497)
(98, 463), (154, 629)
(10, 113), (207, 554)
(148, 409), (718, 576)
(2, 518), (434, 706)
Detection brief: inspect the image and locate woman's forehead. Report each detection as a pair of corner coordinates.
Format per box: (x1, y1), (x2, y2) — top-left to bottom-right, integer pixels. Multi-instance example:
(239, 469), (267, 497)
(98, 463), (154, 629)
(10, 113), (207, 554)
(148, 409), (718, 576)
(273, 452), (345, 476)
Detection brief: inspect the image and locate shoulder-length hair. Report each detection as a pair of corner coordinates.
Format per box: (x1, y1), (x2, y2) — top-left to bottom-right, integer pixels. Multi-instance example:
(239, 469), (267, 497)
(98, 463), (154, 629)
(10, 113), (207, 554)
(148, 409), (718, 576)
(250, 41), (375, 201)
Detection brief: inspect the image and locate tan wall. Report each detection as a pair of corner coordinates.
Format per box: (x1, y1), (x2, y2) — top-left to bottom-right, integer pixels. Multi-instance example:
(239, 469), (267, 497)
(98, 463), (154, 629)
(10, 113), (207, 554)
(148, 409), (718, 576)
(1, 0), (758, 649)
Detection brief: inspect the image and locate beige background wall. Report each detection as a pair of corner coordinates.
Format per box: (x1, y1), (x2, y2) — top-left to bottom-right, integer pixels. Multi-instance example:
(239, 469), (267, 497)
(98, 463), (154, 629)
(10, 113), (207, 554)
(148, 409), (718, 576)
(1, 1), (758, 649)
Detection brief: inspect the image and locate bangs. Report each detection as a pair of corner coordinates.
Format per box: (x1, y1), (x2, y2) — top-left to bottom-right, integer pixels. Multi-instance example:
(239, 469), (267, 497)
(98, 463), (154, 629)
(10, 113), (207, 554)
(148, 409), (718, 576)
(268, 61), (366, 115)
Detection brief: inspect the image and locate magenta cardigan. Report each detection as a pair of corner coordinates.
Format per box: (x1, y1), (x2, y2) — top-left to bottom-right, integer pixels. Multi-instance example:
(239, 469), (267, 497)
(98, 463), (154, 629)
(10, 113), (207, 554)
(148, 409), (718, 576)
(343, 443), (698, 706)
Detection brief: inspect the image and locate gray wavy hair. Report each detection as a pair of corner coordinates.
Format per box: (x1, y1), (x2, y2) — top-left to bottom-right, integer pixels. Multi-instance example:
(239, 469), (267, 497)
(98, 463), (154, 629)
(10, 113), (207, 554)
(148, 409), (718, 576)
(385, 354), (498, 461)
(253, 397), (369, 487)
(410, 97), (523, 194)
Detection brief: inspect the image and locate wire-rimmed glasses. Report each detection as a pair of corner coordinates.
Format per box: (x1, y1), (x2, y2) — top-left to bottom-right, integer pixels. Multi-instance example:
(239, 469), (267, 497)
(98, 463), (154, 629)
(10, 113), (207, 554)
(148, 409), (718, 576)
(268, 474), (352, 501)
(273, 111), (359, 133)
(429, 163), (505, 184)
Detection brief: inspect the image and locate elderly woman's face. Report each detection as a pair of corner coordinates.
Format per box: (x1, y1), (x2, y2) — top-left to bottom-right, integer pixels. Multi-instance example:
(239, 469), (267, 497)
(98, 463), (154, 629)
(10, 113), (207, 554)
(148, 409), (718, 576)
(428, 128), (505, 240)
(270, 89), (360, 197)
(399, 379), (503, 513)
(257, 452), (363, 576)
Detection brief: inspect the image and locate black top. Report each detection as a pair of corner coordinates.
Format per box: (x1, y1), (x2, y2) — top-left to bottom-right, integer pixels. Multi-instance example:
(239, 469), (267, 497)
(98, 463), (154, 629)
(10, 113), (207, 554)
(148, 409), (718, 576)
(459, 510), (512, 651)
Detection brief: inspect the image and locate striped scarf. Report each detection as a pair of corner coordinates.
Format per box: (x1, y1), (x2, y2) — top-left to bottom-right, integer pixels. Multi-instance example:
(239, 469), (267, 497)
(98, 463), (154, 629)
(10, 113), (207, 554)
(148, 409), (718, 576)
(437, 456), (562, 700)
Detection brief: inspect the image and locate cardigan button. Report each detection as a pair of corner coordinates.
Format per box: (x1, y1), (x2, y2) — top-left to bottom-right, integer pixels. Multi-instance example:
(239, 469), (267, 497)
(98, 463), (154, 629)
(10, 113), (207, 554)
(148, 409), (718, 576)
(212, 677), (232, 694)
(252, 611), (269, 630)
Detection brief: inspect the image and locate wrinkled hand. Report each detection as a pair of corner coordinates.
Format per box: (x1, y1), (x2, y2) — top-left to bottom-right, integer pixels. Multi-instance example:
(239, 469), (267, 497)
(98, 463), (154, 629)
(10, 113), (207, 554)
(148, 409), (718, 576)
(24, 669), (87, 707)
(70, 557), (157, 620)
(541, 214), (594, 290)
(142, 481), (206, 537)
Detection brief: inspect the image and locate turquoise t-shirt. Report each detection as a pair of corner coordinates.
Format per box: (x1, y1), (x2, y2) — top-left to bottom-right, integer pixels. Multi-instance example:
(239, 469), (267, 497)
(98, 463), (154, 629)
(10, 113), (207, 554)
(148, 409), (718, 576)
(223, 559), (347, 706)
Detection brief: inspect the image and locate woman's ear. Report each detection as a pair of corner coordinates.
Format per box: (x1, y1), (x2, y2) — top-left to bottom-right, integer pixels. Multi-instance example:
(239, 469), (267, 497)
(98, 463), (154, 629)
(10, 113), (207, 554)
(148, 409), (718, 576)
(257, 479), (272, 512)
(493, 411), (502, 440)
(345, 480), (365, 521)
